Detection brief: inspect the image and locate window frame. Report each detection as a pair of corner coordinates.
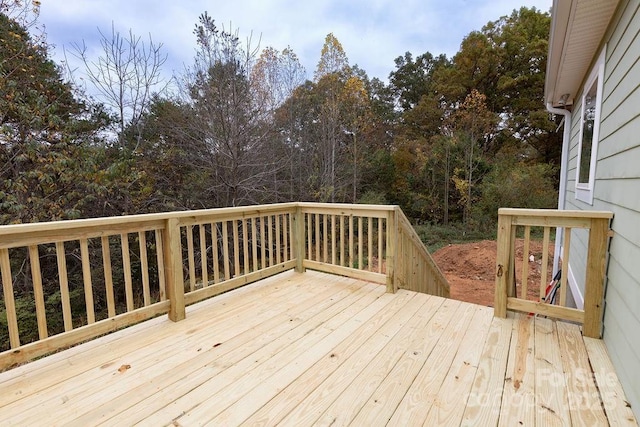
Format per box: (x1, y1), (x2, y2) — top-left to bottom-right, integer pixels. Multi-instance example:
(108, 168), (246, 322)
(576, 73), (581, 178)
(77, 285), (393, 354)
(575, 48), (605, 205)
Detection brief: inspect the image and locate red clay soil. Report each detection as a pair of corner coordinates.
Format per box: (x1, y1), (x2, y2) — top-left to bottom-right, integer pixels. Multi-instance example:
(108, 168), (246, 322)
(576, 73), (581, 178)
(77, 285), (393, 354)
(432, 239), (555, 307)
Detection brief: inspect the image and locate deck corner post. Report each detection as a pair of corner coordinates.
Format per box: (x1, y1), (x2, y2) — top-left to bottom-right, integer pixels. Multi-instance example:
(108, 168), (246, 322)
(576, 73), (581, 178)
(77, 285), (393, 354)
(494, 211), (512, 318)
(163, 218), (186, 322)
(294, 205), (306, 273)
(386, 207), (398, 293)
(583, 217), (611, 338)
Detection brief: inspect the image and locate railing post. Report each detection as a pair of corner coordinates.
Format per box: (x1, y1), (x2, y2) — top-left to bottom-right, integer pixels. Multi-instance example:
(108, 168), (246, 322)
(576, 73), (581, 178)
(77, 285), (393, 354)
(294, 206), (306, 273)
(163, 218), (185, 322)
(494, 211), (513, 318)
(583, 217), (610, 338)
(386, 208), (397, 293)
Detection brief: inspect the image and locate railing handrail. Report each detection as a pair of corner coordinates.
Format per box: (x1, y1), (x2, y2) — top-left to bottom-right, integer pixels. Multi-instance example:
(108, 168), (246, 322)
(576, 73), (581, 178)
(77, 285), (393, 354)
(498, 208), (614, 219)
(0, 202), (298, 248)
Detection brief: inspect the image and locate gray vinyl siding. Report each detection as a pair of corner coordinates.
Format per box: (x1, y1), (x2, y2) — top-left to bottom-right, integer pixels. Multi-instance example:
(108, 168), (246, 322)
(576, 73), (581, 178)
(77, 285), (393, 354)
(562, 0), (640, 418)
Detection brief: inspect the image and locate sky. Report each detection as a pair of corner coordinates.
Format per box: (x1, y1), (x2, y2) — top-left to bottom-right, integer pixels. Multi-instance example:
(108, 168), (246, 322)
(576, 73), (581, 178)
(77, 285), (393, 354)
(39, 0), (552, 84)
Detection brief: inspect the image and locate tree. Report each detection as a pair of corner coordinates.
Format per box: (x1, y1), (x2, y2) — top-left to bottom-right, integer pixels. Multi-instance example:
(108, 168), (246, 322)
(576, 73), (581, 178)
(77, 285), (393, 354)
(68, 23), (168, 149)
(252, 46), (305, 201)
(448, 89), (497, 227)
(1, 12), (110, 224)
(433, 7), (556, 160)
(172, 13), (281, 207)
(389, 51), (449, 110)
(311, 33), (353, 202)
(314, 33), (350, 81)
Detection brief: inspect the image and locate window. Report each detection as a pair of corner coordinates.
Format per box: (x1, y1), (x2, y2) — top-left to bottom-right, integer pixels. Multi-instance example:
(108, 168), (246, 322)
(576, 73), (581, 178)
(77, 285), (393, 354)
(575, 48), (605, 204)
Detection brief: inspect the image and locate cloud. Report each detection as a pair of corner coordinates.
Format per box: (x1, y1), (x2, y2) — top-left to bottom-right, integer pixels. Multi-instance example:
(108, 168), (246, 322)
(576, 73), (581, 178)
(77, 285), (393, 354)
(40, 0), (552, 83)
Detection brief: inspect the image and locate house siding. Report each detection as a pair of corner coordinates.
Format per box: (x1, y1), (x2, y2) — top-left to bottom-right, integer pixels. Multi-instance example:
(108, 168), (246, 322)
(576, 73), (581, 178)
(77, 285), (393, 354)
(563, 0), (640, 418)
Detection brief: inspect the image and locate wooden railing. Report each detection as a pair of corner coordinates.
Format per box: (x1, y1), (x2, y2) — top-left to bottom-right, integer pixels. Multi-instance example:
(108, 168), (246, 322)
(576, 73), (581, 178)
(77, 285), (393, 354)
(0, 203), (447, 369)
(494, 208), (613, 338)
(297, 204), (449, 297)
(395, 209), (450, 297)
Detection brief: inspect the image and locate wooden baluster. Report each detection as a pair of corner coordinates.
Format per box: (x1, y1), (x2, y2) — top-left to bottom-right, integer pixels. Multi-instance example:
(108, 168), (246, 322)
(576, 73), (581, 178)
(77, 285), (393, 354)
(294, 208), (305, 272)
(349, 215), (354, 268)
(260, 217), (266, 269)
(323, 214), (328, 263)
(101, 236), (116, 317)
(212, 223), (220, 283)
(560, 228), (571, 307)
(358, 217), (363, 270)
(155, 230), (166, 301)
(378, 218), (383, 274)
(200, 224), (208, 287)
(521, 226), (531, 300)
(121, 234), (134, 311)
(80, 238), (96, 322)
(138, 232), (151, 306)
(540, 227), (550, 301)
(29, 245), (48, 339)
(331, 215), (337, 265)
(315, 213), (321, 262)
(186, 226), (195, 292)
(251, 218), (258, 272)
(231, 219), (240, 277)
(56, 241), (73, 330)
(282, 214), (288, 262)
(307, 213), (312, 261)
(0, 248), (20, 348)
(243, 219), (249, 273)
(276, 215), (281, 265)
(368, 218), (373, 271)
(222, 221), (230, 280)
(268, 216), (274, 267)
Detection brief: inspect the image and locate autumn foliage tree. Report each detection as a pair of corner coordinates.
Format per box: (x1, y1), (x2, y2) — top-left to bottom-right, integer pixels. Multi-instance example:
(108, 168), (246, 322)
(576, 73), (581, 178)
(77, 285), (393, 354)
(0, 12), (110, 223)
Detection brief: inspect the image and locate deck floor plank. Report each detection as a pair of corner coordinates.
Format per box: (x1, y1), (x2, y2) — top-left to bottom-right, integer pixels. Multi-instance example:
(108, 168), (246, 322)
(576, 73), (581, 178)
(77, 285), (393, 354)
(583, 337), (638, 426)
(105, 278), (381, 425)
(0, 269), (313, 404)
(277, 292), (440, 427)
(461, 315), (513, 425)
(71, 275), (369, 425)
(498, 313), (537, 427)
(139, 278), (386, 425)
(384, 301), (479, 426)
(556, 321), (609, 425)
(349, 297), (461, 426)
(3, 271), (347, 423)
(242, 291), (425, 426)
(173, 282), (388, 425)
(421, 305), (495, 426)
(534, 317), (571, 426)
(0, 270), (635, 427)
(311, 294), (461, 426)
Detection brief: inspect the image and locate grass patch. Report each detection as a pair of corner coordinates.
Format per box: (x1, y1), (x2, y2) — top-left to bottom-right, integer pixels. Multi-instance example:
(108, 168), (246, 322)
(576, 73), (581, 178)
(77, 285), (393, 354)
(414, 223), (495, 253)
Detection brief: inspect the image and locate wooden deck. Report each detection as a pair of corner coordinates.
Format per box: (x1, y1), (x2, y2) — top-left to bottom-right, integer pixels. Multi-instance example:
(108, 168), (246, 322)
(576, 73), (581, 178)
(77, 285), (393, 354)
(0, 270), (635, 426)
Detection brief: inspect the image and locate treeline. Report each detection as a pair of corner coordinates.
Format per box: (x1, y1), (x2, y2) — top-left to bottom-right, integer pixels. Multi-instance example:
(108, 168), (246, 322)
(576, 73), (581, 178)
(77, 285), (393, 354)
(1, 2), (559, 230)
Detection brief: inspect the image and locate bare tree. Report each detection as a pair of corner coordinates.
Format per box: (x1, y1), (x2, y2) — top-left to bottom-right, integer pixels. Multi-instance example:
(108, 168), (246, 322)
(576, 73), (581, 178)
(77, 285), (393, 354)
(176, 13), (279, 207)
(67, 23), (168, 149)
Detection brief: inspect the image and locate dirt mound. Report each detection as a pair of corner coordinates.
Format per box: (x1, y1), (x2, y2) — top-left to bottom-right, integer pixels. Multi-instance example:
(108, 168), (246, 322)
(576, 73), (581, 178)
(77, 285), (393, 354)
(432, 239), (554, 307)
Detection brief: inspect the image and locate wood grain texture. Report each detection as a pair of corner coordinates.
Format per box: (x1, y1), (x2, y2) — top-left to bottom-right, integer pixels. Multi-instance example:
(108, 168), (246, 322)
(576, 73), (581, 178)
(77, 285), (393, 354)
(0, 271), (632, 426)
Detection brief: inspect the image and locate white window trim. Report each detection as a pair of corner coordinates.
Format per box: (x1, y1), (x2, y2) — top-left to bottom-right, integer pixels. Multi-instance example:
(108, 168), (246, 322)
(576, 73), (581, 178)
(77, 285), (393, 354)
(575, 47), (606, 205)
